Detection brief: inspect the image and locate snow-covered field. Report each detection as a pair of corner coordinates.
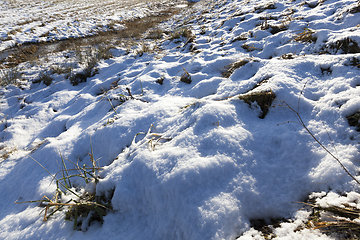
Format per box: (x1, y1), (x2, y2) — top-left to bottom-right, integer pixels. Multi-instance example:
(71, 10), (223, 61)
(0, 0), (184, 51)
(1, 0), (360, 239)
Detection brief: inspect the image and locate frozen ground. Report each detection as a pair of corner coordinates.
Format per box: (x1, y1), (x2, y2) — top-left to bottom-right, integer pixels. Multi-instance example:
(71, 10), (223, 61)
(1, 0), (360, 239)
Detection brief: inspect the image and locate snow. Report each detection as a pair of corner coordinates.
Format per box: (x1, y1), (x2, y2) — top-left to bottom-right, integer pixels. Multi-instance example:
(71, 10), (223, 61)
(0, 0), (360, 239)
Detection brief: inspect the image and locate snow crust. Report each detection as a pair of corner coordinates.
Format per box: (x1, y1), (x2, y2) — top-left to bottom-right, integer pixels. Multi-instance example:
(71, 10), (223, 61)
(0, 0), (360, 239)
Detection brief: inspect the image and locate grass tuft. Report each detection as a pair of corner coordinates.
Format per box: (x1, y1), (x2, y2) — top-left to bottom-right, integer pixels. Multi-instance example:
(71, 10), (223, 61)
(294, 28), (317, 43)
(180, 67), (191, 84)
(33, 72), (53, 86)
(17, 144), (111, 231)
(169, 27), (195, 42)
(238, 90), (276, 119)
(222, 59), (249, 78)
(0, 67), (22, 86)
(330, 38), (360, 54)
(254, 3), (276, 13)
(346, 111), (360, 131)
(302, 199), (360, 239)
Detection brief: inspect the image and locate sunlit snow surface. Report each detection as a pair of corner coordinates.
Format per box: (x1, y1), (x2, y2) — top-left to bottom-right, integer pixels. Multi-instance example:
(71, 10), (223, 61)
(1, 0), (360, 239)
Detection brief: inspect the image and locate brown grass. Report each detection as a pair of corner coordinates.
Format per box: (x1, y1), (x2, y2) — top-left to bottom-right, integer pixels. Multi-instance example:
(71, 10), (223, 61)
(1, 9), (179, 68)
(294, 28), (317, 43)
(222, 59), (249, 78)
(238, 90), (276, 119)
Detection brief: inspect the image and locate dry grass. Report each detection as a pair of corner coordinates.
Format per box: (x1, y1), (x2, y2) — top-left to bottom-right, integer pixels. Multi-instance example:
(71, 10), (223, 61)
(242, 43), (260, 52)
(293, 28), (317, 43)
(180, 67), (191, 84)
(237, 90), (276, 119)
(280, 53), (295, 59)
(146, 28), (164, 39)
(32, 71), (53, 86)
(0, 67), (22, 86)
(222, 59), (249, 78)
(8, 27), (23, 35)
(169, 27), (195, 42)
(302, 201), (360, 239)
(17, 147), (112, 231)
(254, 3), (277, 13)
(346, 111), (360, 131)
(1, 9), (179, 68)
(329, 38), (360, 54)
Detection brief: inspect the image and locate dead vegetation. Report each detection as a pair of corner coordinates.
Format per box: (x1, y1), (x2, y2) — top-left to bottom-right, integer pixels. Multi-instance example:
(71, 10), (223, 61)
(0, 9), (179, 69)
(345, 57), (360, 68)
(33, 71), (53, 86)
(249, 218), (290, 239)
(180, 67), (191, 84)
(329, 38), (360, 54)
(259, 16), (288, 35)
(293, 28), (317, 43)
(254, 3), (277, 13)
(230, 35), (248, 44)
(301, 199), (360, 239)
(280, 53), (295, 59)
(237, 90), (276, 119)
(242, 43), (260, 52)
(169, 27), (195, 43)
(17, 148), (114, 231)
(346, 111), (360, 131)
(222, 59), (249, 78)
(0, 67), (22, 86)
(348, 3), (360, 14)
(303, 0), (325, 9)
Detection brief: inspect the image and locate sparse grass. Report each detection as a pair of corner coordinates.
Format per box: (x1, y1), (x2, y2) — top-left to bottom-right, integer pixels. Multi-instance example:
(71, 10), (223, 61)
(70, 47), (105, 86)
(304, 0), (325, 8)
(242, 43), (261, 52)
(346, 57), (360, 68)
(146, 28), (164, 39)
(254, 3), (276, 13)
(346, 111), (360, 131)
(329, 38), (360, 54)
(280, 53), (295, 59)
(1, 9), (179, 68)
(33, 71), (53, 86)
(0, 67), (22, 86)
(200, 26), (207, 35)
(50, 64), (73, 75)
(294, 28), (317, 43)
(136, 43), (152, 56)
(106, 20), (121, 31)
(156, 75), (165, 85)
(180, 67), (191, 84)
(17, 143), (112, 231)
(222, 59), (249, 78)
(302, 199), (360, 239)
(0, 145), (17, 162)
(269, 24), (288, 35)
(97, 44), (114, 60)
(8, 27), (23, 35)
(230, 34), (248, 43)
(169, 27), (195, 42)
(237, 90), (276, 119)
(249, 218), (289, 239)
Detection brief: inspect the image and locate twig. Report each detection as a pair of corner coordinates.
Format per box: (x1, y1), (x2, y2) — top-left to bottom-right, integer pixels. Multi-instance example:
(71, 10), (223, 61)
(281, 101), (360, 186)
